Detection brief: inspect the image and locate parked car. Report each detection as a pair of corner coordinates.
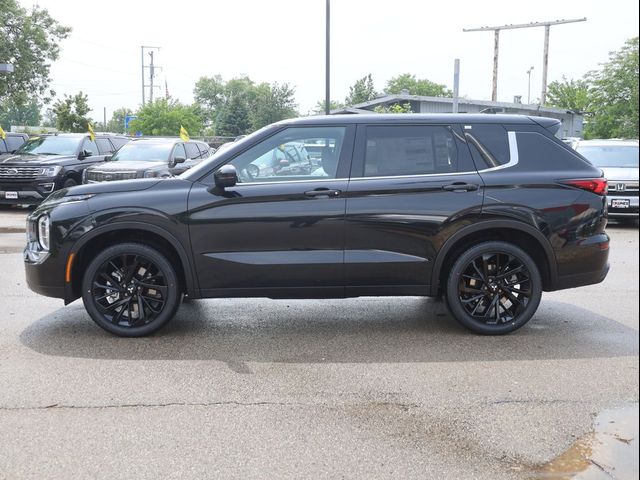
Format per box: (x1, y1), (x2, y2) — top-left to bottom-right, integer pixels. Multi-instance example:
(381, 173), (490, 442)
(575, 139), (639, 221)
(0, 133), (129, 205)
(25, 114), (610, 337)
(83, 138), (212, 183)
(249, 142), (312, 179)
(0, 132), (29, 155)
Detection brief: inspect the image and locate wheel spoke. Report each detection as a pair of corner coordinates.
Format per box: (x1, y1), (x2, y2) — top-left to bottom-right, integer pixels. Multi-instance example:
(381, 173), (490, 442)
(102, 297), (130, 311)
(462, 294), (485, 304)
(141, 295), (163, 313)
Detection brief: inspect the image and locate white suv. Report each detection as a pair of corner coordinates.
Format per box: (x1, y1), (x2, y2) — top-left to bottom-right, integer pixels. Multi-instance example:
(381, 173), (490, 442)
(576, 139), (639, 222)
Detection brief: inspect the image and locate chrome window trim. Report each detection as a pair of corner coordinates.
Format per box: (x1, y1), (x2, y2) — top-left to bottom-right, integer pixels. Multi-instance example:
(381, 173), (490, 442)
(477, 131), (519, 173)
(233, 177), (347, 187)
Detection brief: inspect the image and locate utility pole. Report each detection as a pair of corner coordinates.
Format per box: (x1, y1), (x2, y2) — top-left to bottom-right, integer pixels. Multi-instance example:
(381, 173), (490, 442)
(452, 59), (460, 113)
(463, 18), (586, 104)
(325, 0), (330, 115)
(527, 66), (534, 104)
(140, 46), (161, 106)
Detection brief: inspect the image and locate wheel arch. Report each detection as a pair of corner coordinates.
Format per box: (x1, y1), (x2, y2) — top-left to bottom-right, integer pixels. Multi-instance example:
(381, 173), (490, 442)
(69, 222), (197, 301)
(430, 220), (557, 295)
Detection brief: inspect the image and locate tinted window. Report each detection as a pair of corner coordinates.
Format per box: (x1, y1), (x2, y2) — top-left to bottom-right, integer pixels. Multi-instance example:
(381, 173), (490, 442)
(363, 125), (457, 177)
(172, 143), (186, 160)
(229, 126), (346, 182)
(96, 138), (114, 154)
(6, 136), (25, 152)
(197, 143), (210, 158)
(184, 142), (200, 159)
(111, 142), (172, 162)
(81, 138), (99, 156)
(0, 139), (7, 153)
(110, 137), (130, 150)
(517, 132), (590, 170)
(463, 124), (510, 168)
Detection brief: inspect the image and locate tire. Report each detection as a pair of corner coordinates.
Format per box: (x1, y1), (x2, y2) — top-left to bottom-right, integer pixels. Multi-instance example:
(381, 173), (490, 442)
(63, 178), (78, 189)
(81, 243), (181, 337)
(445, 241), (542, 335)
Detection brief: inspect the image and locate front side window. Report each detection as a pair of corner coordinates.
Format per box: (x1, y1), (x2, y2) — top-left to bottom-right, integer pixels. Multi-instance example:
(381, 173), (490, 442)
(14, 136), (82, 156)
(171, 143), (187, 161)
(6, 136), (25, 152)
(229, 126), (346, 183)
(184, 142), (200, 159)
(363, 125), (458, 177)
(81, 138), (99, 156)
(96, 138), (114, 154)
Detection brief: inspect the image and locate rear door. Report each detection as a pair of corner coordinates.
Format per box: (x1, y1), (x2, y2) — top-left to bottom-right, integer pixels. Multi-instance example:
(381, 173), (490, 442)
(344, 123), (484, 294)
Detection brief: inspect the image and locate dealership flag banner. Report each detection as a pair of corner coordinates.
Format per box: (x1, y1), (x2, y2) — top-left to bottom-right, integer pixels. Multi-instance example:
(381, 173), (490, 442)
(88, 123), (96, 142)
(0, 125), (5, 140)
(180, 126), (189, 142)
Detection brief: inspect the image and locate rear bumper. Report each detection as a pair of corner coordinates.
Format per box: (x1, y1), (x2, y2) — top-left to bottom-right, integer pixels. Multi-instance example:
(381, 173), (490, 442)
(554, 261), (610, 290)
(550, 235), (610, 291)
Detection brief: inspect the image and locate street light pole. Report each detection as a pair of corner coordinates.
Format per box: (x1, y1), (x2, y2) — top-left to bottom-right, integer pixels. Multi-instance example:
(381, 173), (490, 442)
(527, 66), (534, 104)
(325, 0), (331, 115)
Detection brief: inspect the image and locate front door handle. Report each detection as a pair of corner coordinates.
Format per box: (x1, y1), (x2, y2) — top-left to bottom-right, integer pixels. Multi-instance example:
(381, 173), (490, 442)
(442, 183), (479, 192)
(304, 188), (342, 198)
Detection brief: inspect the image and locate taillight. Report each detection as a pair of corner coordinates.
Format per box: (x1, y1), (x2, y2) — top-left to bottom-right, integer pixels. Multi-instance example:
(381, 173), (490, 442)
(561, 178), (608, 195)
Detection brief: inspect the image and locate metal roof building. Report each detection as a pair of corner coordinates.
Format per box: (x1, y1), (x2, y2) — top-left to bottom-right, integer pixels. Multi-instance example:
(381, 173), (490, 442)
(332, 93), (583, 138)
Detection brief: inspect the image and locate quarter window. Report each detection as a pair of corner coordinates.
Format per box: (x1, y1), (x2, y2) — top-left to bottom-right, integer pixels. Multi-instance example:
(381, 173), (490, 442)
(363, 125), (458, 177)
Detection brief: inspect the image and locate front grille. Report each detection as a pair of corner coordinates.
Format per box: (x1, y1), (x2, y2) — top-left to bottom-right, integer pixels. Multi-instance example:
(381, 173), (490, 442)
(86, 170), (138, 182)
(608, 181), (639, 195)
(0, 166), (42, 180)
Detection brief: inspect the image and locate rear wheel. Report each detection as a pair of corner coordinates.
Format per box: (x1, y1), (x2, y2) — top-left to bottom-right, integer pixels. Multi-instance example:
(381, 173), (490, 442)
(81, 243), (181, 337)
(446, 241), (542, 335)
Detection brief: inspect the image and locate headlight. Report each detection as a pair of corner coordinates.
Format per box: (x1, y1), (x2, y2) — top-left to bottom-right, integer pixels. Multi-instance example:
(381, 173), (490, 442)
(41, 193), (94, 207)
(39, 166), (62, 177)
(144, 170), (159, 178)
(38, 215), (50, 251)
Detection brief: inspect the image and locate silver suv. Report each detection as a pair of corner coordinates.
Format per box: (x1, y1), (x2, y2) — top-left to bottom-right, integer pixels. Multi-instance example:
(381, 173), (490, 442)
(576, 139), (639, 222)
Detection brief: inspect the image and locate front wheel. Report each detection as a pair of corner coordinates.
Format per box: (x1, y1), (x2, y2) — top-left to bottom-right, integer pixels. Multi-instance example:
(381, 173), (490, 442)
(446, 241), (542, 335)
(81, 243), (181, 337)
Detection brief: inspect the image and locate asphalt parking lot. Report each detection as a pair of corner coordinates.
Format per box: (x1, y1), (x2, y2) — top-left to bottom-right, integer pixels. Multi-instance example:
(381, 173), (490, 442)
(0, 207), (637, 480)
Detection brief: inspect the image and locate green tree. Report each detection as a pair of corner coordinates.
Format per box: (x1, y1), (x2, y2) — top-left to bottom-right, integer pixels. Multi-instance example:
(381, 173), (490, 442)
(385, 73), (451, 97)
(546, 77), (591, 112)
(313, 99), (345, 114)
(586, 37), (639, 139)
(251, 82), (297, 130)
(128, 98), (202, 136)
(373, 102), (413, 114)
(105, 107), (133, 134)
(52, 91), (92, 132)
(193, 74), (226, 124)
(0, 1), (71, 103)
(215, 94), (251, 137)
(345, 74), (377, 105)
(0, 92), (41, 129)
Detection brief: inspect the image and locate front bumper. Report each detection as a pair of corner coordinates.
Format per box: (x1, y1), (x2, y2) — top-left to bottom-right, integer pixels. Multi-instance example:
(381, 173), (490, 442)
(24, 249), (66, 299)
(1, 178), (61, 204)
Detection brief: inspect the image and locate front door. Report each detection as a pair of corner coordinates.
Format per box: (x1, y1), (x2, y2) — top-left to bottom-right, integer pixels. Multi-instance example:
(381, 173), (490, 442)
(344, 123), (485, 295)
(187, 125), (355, 297)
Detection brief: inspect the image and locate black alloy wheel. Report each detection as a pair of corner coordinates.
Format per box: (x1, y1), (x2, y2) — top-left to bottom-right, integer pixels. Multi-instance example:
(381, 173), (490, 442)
(82, 243), (180, 336)
(446, 241), (542, 335)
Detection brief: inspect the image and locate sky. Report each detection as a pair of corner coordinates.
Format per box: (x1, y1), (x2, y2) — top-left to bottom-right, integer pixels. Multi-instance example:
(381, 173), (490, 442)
(21, 0), (640, 123)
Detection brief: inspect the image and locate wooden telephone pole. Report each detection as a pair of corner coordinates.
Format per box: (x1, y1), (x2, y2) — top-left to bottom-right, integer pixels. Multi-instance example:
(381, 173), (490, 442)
(463, 18), (586, 104)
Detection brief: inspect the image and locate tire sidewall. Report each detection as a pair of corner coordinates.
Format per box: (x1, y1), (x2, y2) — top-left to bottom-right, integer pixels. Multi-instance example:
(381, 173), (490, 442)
(81, 243), (180, 337)
(446, 241), (542, 335)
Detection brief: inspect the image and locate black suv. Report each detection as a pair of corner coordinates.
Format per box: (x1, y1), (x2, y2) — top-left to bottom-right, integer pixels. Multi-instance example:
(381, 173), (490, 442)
(0, 132), (29, 155)
(24, 114), (610, 337)
(83, 137), (213, 183)
(0, 133), (130, 204)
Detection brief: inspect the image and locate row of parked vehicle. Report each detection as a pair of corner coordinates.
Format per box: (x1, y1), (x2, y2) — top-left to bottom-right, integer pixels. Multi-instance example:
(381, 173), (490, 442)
(0, 132), (337, 205)
(1, 129), (638, 222)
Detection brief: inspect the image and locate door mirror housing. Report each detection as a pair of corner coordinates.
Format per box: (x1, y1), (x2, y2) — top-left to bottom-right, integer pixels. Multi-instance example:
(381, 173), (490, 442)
(79, 149), (93, 159)
(104, 155), (113, 161)
(214, 165), (238, 189)
(169, 156), (186, 168)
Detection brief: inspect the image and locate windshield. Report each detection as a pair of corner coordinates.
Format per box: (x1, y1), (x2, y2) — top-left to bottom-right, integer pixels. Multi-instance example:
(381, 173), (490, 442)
(111, 142), (173, 162)
(14, 136), (81, 156)
(577, 145), (639, 168)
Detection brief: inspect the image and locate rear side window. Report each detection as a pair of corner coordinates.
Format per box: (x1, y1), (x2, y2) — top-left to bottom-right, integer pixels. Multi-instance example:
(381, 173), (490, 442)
(364, 125), (458, 177)
(96, 138), (114, 154)
(517, 132), (591, 169)
(463, 124), (510, 168)
(184, 142), (200, 159)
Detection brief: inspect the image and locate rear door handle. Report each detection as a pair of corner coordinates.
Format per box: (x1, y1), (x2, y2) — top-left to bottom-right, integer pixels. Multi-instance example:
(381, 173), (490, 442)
(442, 183), (479, 192)
(304, 188), (342, 197)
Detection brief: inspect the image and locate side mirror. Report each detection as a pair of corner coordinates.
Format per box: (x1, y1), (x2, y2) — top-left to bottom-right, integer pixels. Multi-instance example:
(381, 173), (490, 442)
(214, 165), (238, 189)
(79, 149), (93, 159)
(169, 156), (186, 168)
(104, 155), (112, 161)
